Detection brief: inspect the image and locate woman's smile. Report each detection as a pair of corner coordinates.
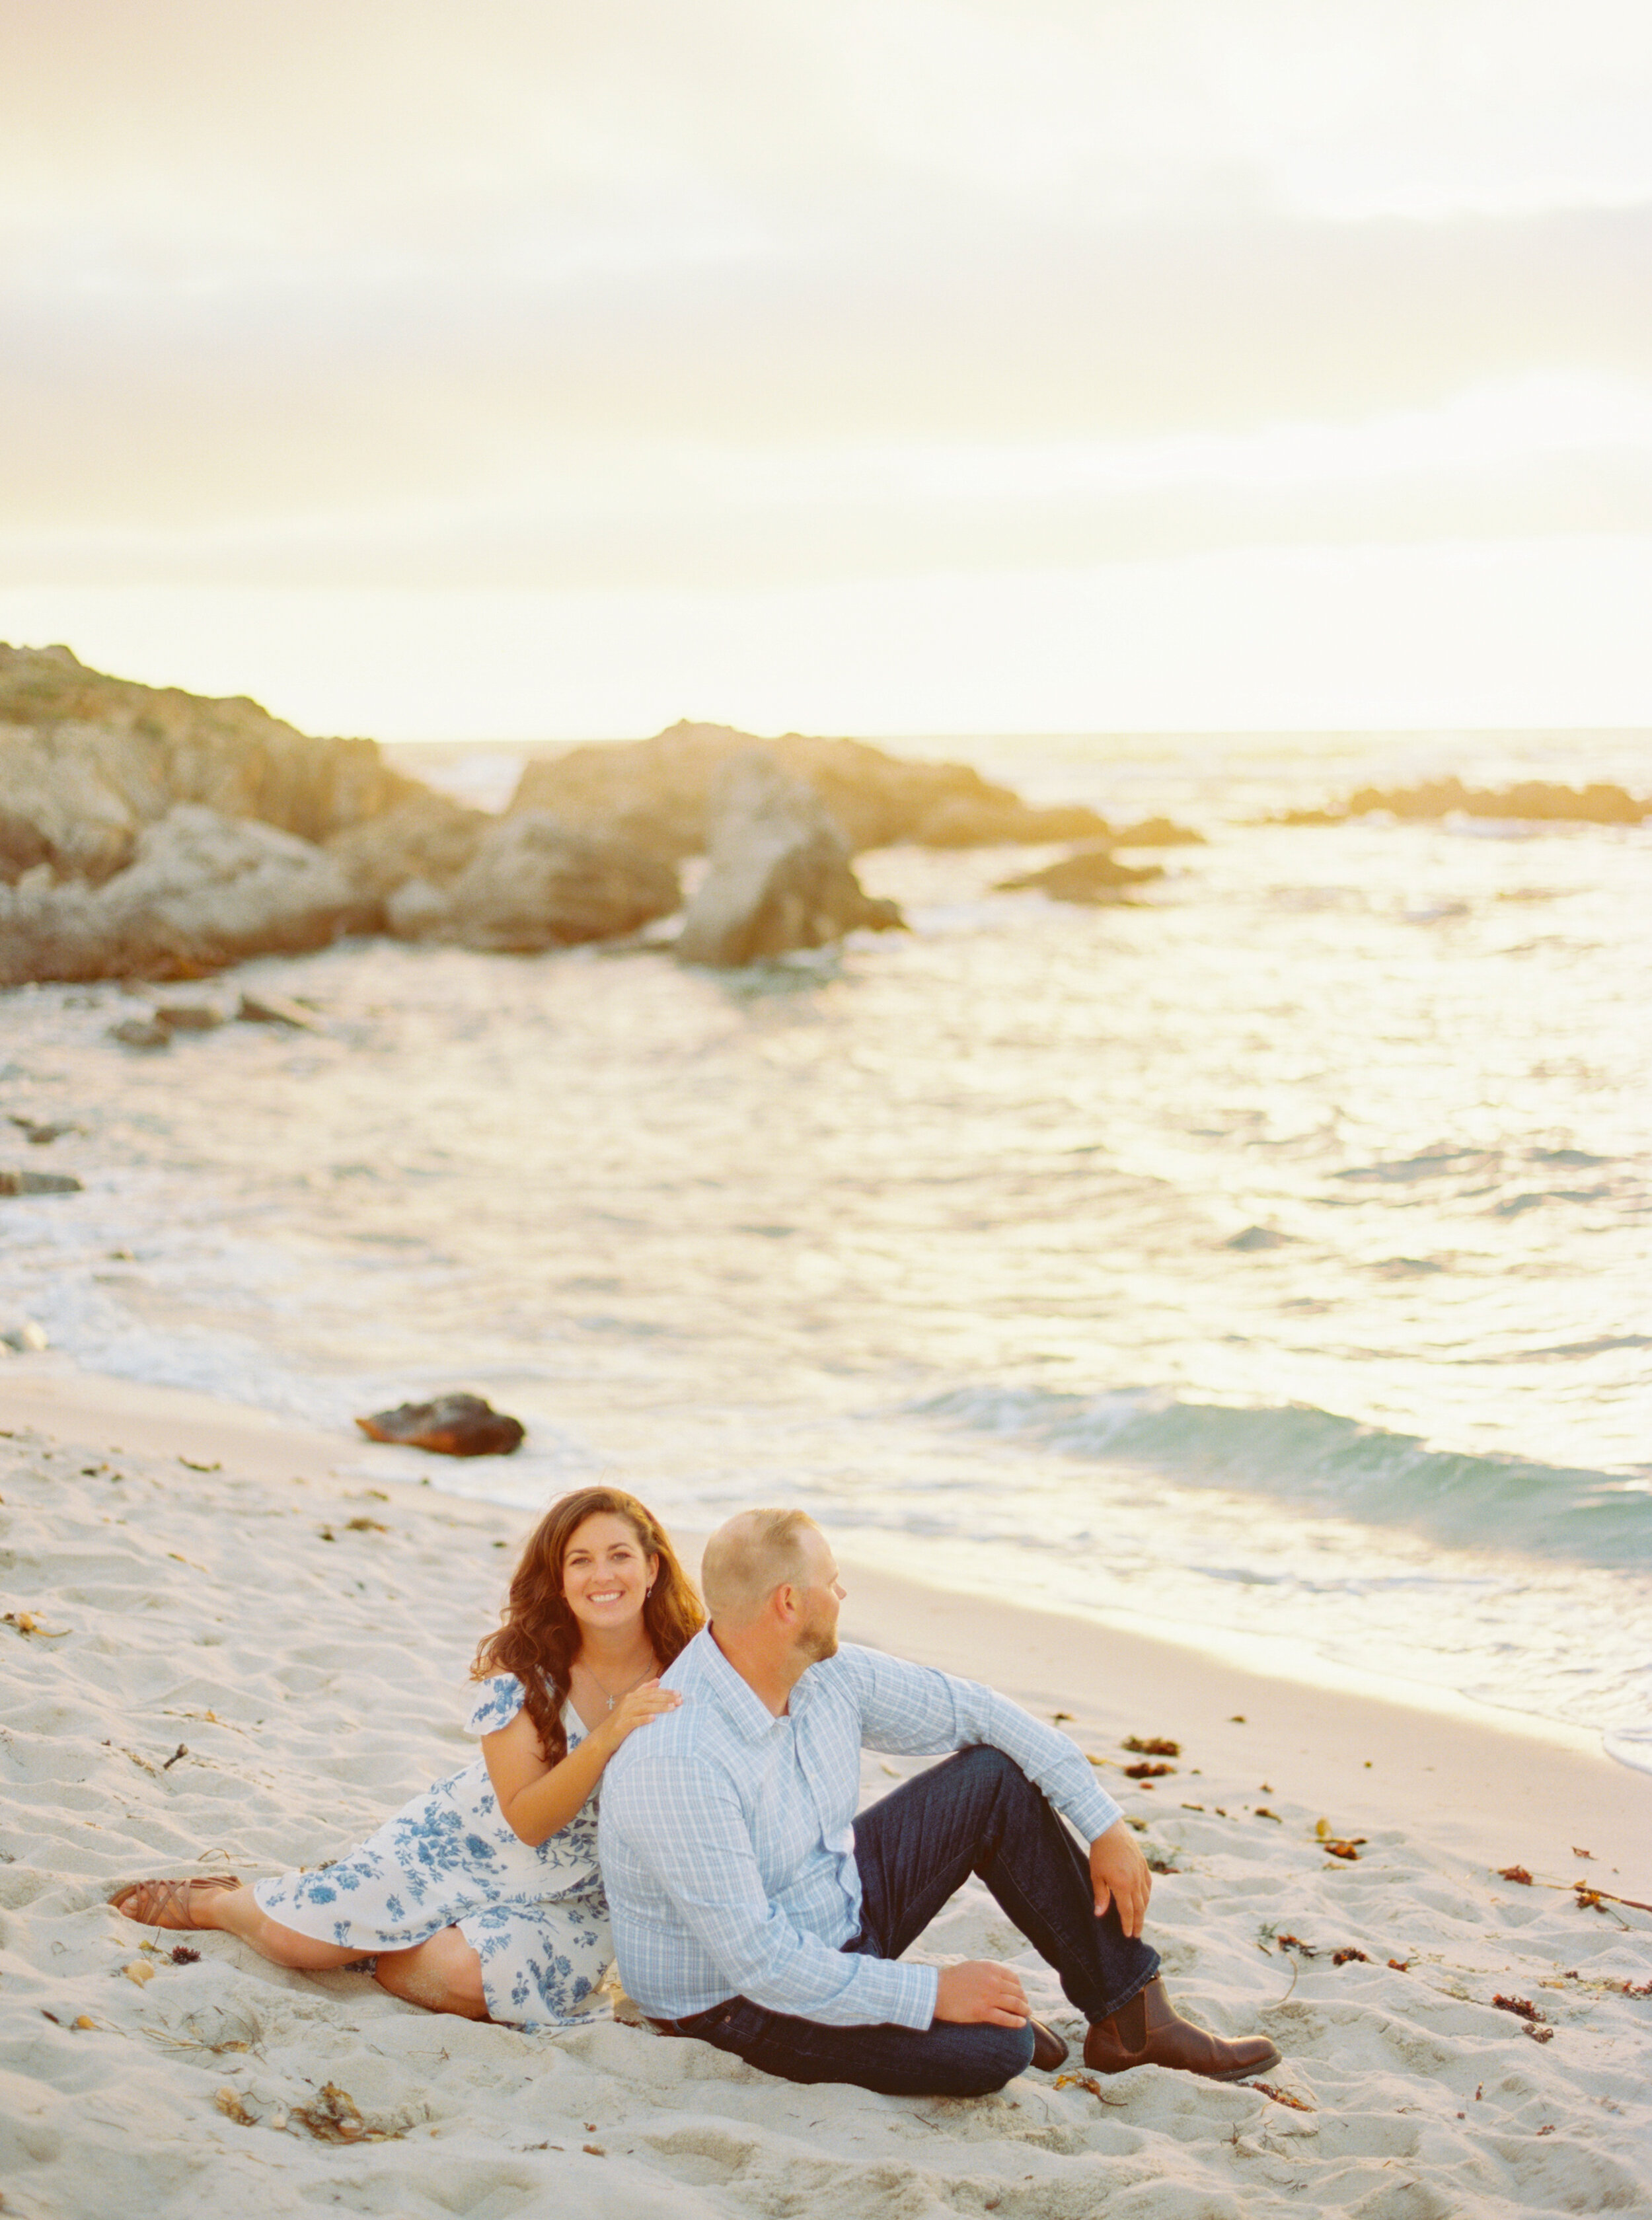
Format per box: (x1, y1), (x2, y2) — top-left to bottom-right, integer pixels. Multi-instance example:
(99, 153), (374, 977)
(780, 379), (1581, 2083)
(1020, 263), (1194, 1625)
(561, 1512), (657, 1629)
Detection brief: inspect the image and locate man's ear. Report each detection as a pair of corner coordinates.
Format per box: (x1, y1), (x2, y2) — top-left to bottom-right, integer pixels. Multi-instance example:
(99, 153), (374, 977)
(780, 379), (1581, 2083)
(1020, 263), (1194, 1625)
(770, 1580), (802, 1627)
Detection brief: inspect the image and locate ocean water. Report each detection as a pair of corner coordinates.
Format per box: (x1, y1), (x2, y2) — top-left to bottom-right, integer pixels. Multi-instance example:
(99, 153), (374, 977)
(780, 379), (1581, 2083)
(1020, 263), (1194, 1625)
(3, 728), (1649, 1768)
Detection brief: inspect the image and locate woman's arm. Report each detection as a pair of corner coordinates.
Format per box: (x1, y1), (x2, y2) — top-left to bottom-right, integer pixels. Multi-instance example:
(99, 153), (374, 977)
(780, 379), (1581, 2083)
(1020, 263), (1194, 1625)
(482, 1680), (681, 1847)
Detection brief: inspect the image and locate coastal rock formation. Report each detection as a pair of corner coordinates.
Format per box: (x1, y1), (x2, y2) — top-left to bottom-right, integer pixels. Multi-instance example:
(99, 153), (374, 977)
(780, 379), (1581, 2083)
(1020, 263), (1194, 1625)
(356, 1392), (525, 1458)
(995, 846), (1163, 905)
(324, 789), (488, 905)
(0, 805), (372, 985)
(1282, 778), (1649, 828)
(392, 813), (680, 951)
(510, 719), (1110, 858)
(0, 642), (420, 885)
(676, 753), (904, 966)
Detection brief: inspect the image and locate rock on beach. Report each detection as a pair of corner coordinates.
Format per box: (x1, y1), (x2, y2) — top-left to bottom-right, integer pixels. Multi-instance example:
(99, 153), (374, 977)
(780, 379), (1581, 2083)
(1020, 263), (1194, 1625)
(355, 1393), (525, 1457)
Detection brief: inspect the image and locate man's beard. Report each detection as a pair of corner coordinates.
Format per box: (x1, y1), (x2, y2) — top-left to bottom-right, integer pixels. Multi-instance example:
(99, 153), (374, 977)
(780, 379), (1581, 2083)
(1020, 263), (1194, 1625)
(798, 1610), (839, 1664)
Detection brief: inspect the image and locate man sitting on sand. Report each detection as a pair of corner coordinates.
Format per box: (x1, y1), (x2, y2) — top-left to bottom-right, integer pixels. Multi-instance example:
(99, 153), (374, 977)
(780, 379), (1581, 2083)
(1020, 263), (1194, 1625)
(598, 1509), (1281, 2096)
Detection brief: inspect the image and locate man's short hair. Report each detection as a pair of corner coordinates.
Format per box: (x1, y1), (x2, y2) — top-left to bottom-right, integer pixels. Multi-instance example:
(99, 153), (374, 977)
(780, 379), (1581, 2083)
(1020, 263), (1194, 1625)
(701, 1508), (820, 1625)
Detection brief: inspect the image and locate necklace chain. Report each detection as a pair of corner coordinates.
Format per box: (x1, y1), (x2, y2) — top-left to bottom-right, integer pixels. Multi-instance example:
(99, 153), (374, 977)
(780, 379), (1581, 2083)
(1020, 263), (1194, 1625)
(580, 1657), (656, 1711)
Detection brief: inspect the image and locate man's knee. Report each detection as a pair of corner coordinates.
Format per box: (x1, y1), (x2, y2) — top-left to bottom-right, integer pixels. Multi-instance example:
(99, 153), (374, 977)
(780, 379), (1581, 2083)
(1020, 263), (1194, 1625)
(950, 2018), (1037, 2095)
(951, 1742), (1043, 1815)
(951, 1744), (1022, 1790)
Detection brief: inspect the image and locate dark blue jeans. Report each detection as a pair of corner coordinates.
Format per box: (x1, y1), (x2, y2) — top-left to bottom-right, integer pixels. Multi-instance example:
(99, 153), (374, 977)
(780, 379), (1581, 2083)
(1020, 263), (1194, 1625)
(661, 1746), (1160, 2096)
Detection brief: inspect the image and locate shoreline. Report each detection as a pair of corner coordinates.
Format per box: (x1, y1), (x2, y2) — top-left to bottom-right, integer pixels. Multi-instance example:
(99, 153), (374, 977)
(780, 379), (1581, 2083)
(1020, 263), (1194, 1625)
(4, 1360), (1649, 2219)
(6, 1360), (1648, 1892)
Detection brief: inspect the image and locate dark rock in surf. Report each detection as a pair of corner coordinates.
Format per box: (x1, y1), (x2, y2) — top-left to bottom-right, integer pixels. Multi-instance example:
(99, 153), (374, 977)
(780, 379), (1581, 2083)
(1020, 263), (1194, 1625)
(0, 1167), (84, 1196)
(1226, 1225), (1294, 1251)
(108, 1016), (173, 1051)
(994, 846), (1163, 905)
(8, 1117), (77, 1143)
(236, 990), (323, 1031)
(676, 752), (904, 967)
(1281, 777), (1649, 828)
(356, 1393), (525, 1458)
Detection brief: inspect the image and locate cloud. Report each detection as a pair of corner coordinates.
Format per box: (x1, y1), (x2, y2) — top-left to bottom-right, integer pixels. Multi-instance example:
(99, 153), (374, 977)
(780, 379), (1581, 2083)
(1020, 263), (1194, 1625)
(4, 0), (1651, 726)
(3, 196), (1649, 587)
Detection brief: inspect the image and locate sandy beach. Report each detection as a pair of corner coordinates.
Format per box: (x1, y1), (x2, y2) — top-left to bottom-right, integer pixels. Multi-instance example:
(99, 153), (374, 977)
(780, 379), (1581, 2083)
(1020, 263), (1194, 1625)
(3, 1369), (1649, 2220)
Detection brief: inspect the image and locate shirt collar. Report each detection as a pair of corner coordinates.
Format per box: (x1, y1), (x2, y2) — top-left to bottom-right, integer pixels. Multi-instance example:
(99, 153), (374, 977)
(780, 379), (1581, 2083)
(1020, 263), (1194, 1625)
(687, 1625), (788, 1742)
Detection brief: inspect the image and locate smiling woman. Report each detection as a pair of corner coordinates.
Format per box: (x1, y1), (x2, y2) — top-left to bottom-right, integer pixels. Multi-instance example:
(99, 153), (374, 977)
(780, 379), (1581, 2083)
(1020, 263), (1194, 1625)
(110, 1485), (704, 2026)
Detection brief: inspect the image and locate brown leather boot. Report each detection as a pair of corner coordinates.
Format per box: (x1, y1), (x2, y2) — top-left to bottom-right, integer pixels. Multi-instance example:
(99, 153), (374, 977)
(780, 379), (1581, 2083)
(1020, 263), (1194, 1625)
(1029, 2018), (1069, 2072)
(1084, 1978), (1281, 2081)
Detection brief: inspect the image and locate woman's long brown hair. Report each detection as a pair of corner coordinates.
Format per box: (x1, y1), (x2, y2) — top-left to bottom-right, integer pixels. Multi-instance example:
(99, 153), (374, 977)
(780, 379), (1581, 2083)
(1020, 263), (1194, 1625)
(471, 1487), (702, 1764)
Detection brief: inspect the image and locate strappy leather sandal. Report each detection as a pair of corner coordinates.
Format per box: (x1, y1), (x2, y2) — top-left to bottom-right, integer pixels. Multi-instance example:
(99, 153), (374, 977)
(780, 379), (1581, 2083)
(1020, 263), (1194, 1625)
(109, 1874), (241, 1929)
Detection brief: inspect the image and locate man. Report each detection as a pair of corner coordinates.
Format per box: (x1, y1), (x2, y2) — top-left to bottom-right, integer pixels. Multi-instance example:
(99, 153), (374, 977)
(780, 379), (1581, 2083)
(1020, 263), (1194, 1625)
(599, 1509), (1281, 2096)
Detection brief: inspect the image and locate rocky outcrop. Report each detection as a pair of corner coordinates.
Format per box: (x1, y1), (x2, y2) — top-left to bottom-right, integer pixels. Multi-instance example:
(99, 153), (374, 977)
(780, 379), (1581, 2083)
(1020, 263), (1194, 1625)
(356, 1393), (525, 1457)
(509, 720), (1109, 858)
(677, 753), (903, 967)
(0, 805), (373, 984)
(0, 642), (421, 886)
(324, 790), (488, 905)
(388, 813), (680, 951)
(995, 846), (1162, 905)
(1287, 778), (1649, 827)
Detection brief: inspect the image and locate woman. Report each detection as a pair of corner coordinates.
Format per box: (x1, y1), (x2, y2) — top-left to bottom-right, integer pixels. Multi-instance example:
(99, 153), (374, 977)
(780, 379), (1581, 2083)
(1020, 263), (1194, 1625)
(111, 1485), (702, 2026)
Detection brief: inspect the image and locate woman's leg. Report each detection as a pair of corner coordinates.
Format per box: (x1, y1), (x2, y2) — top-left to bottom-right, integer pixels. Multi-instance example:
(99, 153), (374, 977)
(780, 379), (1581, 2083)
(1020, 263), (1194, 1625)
(115, 1880), (489, 2015)
(373, 1925), (490, 2020)
(113, 1878), (367, 1972)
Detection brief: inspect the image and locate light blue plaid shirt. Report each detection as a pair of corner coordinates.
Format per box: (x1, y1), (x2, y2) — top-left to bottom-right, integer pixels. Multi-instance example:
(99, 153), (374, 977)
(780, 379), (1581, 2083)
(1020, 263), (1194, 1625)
(599, 1628), (1123, 2028)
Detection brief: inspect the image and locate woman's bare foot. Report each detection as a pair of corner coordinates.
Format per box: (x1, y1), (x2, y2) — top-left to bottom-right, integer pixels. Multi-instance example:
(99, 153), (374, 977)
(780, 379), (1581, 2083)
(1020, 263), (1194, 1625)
(110, 1876), (242, 1930)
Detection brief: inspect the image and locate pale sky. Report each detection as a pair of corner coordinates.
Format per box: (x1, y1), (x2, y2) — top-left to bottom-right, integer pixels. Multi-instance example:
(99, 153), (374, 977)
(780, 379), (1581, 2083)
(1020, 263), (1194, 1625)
(3, 0), (1650, 737)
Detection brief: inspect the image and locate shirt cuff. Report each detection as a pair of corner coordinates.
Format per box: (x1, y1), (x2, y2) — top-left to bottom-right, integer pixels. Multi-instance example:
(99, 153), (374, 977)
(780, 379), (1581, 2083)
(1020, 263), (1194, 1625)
(887, 1959), (940, 2030)
(822, 1952), (938, 2028)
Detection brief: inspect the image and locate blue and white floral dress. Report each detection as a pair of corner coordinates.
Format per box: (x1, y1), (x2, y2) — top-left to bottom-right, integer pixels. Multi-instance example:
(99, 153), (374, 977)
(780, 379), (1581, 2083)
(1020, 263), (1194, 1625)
(253, 1673), (611, 2027)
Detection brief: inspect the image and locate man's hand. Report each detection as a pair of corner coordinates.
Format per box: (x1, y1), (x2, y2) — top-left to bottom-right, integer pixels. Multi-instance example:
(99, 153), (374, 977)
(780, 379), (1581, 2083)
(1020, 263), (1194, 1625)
(1090, 1818), (1152, 1938)
(933, 1960), (1030, 2026)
